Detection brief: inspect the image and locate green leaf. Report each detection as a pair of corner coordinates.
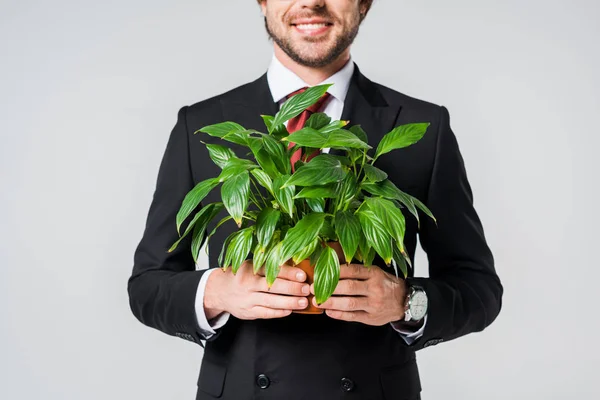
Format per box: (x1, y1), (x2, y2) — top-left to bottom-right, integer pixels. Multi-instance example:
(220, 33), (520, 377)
(314, 246), (340, 304)
(205, 144), (236, 169)
(375, 122), (430, 159)
(319, 216), (336, 240)
(251, 169), (274, 195)
(280, 212), (326, 262)
(225, 226), (255, 273)
(411, 196), (437, 225)
(310, 243), (324, 266)
(262, 134), (290, 175)
(361, 180), (424, 225)
(265, 242), (284, 287)
(361, 179), (400, 198)
(204, 215), (234, 248)
(191, 203), (225, 262)
(217, 158), (258, 182)
(196, 121), (245, 138)
(325, 129), (372, 149)
(282, 127), (328, 148)
(363, 246), (376, 267)
(392, 244), (408, 278)
(256, 207), (281, 249)
(219, 230), (237, 269)
(221, 129), (251, 146)
(261, 115), (274, 133)
(253, 148), (281, 178)
(358, 232), (369, 263)
(348, 125), (369, 144)
(334, 173), (358, 210)
(294, 185), (337, 199)
(253, 230), (281, 274)
(283, 154), (345, 187)
(363, 164), (388, 182)
(191, 222), (205, 264)
(271, 123), (288, 140)
(364, 197), (406, 251)
(247, 136), (263, 154)
(169, 202), (223, 253)
(221, 171), (250, 227)
(334, 211), (361, 263)
(306, 197), (325, 212)
(292, 238), (319, 264)
(357, 210), (393, 264)
(329, 154), (352, 166)
(273, 175), (295, 218)
(272, 83), (333, 127)
(320, 119), (349, 134)
(305, 112), (331, 130)
(176, 178), (219, 234)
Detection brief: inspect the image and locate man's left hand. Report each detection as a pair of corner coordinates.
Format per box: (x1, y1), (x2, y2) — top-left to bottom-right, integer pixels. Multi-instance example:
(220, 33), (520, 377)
(309, 263), (406, 326)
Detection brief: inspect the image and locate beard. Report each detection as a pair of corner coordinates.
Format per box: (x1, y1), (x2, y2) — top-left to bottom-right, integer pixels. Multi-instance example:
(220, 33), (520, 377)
(263, 13), (361, 68)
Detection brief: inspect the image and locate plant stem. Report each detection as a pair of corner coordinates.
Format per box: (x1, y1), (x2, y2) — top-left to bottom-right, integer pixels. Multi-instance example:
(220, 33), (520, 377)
(357, 149), (367, 180)
(248, 192), (263, 210)
(250, 176), (269, 208)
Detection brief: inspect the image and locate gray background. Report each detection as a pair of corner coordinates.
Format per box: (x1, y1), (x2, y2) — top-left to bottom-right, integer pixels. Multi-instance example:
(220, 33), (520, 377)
(1, 0), (598, 399)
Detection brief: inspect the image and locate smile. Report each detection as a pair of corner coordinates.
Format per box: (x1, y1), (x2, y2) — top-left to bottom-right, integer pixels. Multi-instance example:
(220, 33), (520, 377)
(292, 23), (333, 35)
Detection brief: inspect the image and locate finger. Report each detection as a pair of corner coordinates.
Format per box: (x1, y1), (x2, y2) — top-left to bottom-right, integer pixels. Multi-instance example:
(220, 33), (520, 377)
(256, 292), (309, 310)
(309, 278), (368, 295)
(256, 278), (310, 297)
(250, 306), (293, 319)
(254, 263), (307, 282)
(278, 263), (307, 282)
(324, 309), (370, 324)
(339, 263), (372, 280)
(332, 279), (369, 296)
(312, 295), (368, 311)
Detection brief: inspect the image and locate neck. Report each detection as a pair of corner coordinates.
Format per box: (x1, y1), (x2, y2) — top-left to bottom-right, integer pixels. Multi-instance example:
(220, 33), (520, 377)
(273, 45), (350, 85)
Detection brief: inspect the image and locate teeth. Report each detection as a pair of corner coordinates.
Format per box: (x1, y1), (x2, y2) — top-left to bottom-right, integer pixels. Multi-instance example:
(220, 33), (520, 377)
(295, 23), (328, 30)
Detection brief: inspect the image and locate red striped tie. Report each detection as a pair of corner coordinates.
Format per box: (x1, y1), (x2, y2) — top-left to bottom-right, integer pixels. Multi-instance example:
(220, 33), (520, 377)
(285, 87), (331, 171)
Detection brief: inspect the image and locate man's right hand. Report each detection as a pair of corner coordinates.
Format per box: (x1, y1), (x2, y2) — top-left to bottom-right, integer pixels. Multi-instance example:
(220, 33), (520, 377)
(203, 261), (310, 320)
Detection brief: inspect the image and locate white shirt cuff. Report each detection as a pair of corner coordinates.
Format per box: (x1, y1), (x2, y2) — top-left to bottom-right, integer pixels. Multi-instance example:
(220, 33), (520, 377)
(195, 268), (231, 339)
(390, 314), (428, 345)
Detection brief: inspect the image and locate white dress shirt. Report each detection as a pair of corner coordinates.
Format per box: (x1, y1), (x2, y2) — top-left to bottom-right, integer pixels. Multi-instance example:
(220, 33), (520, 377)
(194, 53), (426, 344)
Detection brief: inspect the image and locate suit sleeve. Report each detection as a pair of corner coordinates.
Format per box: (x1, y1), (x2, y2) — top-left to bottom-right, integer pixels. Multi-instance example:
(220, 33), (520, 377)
(406, 105), (503, 350)
(127, 106), (223, 346)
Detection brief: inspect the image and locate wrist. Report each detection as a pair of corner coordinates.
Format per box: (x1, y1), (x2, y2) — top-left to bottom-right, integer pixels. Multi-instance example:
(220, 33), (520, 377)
(204, 268), (226, 319)
(394, 279), (409, 322)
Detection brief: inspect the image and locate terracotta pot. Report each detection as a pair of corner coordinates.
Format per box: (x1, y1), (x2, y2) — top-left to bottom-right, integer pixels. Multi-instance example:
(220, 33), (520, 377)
(293, 241), (345, 315)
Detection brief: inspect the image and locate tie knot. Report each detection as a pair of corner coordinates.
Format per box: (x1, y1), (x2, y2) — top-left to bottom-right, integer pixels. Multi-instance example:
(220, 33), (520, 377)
(286, 86), (331, 113)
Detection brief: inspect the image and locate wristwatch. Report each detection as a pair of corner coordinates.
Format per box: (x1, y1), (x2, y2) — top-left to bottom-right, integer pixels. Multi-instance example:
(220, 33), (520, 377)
(404, 285), (428, 322)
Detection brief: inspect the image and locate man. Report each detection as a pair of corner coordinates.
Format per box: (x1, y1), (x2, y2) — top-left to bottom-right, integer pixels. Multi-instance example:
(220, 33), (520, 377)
(128, 1), (503, 399)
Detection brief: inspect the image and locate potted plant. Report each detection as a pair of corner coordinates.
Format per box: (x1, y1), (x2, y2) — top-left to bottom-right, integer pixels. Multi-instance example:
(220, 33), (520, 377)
(168, 83), (436, 313)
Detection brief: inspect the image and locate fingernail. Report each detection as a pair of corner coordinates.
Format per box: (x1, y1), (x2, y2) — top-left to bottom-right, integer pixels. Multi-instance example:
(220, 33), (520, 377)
(302, 285), (310, 294)
(296, 272), (305, 281)
(299, 298), (308, 306)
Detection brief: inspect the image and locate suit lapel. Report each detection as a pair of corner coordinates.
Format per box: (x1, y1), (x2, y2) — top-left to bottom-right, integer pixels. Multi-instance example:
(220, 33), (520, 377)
(333, 63), (402, 155)
(220, 72), (278, 132)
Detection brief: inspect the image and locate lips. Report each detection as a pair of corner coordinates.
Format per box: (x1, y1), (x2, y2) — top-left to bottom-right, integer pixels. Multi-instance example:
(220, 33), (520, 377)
(291, 18), (333, 26)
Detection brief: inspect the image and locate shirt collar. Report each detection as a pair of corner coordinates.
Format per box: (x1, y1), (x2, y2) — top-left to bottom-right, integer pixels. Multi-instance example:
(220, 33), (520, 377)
(266, 52), (355, 104)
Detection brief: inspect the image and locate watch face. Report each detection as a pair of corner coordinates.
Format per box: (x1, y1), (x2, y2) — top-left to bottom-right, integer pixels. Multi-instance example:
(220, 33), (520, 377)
(409, 290), (428, 320)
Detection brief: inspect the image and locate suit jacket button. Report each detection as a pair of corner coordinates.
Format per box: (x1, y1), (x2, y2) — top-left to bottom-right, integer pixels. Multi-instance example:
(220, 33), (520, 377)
(340, 377), (354, 392)
(256, 374), (270, 389)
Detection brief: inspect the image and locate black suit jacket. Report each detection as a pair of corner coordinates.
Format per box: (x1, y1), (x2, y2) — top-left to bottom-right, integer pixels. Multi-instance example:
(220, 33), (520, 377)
(128, 63), (503, 400)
